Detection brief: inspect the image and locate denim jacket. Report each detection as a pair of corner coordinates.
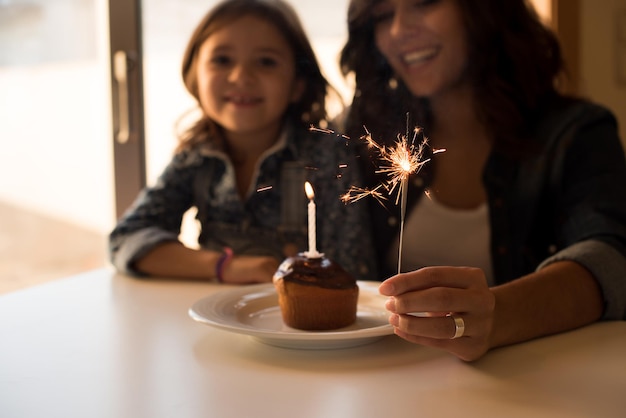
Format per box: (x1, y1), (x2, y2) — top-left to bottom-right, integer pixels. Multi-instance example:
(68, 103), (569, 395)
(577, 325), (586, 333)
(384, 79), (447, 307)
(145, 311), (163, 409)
(109, 123), (377, 281)
(366, 98), (626, 320)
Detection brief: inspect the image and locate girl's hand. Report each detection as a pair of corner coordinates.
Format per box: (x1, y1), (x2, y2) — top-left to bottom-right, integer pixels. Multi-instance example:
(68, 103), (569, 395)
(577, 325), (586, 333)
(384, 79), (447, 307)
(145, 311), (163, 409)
(221, 255), (280, 284)
(379, 266), (495, 361)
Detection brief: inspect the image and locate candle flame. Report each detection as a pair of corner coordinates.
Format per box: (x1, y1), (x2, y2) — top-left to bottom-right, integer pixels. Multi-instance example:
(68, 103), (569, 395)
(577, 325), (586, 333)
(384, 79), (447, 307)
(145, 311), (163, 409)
(304, 181), (314, 200)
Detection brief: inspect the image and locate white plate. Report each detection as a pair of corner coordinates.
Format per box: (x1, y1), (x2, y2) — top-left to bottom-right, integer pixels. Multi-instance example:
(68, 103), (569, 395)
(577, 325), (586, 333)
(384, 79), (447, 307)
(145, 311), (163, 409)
(189, 281), (393, 350)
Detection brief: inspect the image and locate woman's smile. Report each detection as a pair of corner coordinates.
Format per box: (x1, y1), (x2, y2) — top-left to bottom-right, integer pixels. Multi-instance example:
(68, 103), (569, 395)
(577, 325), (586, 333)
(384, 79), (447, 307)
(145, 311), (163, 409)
(402, 46), (439, 67)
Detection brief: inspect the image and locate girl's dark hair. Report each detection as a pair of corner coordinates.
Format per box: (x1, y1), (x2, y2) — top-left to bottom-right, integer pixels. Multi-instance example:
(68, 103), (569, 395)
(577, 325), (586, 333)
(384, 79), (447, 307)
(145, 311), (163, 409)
(177, 0), (333, 152)
(340, 0), (567, 153)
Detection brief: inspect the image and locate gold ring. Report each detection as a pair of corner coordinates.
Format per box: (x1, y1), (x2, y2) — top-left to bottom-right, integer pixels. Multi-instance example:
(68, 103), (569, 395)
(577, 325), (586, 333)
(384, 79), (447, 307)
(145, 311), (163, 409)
(451, 315), (465, 339)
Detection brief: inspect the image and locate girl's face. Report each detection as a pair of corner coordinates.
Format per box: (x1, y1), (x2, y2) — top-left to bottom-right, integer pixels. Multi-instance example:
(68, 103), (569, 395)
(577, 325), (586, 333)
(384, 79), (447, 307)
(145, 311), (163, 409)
(196, 15), (303, 142)
(373, 0), (469, 100)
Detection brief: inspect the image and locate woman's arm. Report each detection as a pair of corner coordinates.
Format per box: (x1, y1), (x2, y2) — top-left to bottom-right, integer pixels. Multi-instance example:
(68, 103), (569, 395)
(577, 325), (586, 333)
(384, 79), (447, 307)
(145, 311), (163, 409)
(490, 260), (603, 348)
(379, 260), (603, 361)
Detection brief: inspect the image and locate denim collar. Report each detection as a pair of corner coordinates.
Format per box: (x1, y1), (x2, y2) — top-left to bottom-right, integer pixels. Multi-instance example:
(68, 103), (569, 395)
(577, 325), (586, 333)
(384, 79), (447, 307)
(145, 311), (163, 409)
(193, 122), (299, 164)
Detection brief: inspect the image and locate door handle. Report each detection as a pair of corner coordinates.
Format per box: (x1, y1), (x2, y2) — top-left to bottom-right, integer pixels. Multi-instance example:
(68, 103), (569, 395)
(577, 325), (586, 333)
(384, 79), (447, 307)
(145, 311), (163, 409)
(113, 50), (130, 144)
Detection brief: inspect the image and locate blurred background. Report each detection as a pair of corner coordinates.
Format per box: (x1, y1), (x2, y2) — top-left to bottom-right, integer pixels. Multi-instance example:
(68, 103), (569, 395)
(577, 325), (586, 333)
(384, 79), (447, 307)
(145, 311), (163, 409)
(1, 0), (625, 293)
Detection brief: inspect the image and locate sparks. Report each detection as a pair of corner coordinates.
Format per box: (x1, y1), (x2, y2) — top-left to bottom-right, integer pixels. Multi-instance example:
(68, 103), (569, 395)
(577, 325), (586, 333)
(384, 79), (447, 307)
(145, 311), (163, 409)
(310, 125), (350, 141)
(322, 122), (445, 274)
(256, 185), (273, 193)
(343, 126), (445, 205)
(340, 184), (387, 206)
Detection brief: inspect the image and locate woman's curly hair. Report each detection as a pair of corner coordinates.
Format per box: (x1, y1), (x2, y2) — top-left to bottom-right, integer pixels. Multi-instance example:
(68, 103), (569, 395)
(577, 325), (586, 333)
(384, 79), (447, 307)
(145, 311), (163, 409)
(340, 0), (567, 154)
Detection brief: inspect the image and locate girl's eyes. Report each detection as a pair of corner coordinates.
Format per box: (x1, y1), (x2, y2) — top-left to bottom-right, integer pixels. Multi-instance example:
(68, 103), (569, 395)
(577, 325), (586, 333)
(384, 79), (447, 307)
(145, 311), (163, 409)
(258, 57), (278, 67)
(208, 55), (279, 69)
(210, 54), (232, 66)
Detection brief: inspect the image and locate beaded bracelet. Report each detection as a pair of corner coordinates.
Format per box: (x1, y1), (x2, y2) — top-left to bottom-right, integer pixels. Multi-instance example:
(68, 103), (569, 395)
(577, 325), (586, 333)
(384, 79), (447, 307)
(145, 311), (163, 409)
(215, 247), (234, 283)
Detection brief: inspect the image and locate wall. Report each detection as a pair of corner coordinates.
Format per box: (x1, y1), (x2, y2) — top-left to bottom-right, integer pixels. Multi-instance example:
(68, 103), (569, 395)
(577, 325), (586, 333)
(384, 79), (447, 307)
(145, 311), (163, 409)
(580, 0), (626, 147)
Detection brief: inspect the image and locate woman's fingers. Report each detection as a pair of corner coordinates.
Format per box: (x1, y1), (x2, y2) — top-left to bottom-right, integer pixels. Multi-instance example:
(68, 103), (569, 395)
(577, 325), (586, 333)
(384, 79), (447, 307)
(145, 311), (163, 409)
(390, 313), (468, 340)
(386, 286), (480, 315)
(379, 266), (495, 361)
(379, 266), (486, 296)
(391, 312), (493, 361)
(380, 266), (492, 316)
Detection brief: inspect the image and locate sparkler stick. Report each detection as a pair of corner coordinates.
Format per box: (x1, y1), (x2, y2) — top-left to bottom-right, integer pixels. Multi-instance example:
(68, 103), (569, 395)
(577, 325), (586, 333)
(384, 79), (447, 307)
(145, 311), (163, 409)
(397, 114), (412, 274)
(398, 175), (408, 274)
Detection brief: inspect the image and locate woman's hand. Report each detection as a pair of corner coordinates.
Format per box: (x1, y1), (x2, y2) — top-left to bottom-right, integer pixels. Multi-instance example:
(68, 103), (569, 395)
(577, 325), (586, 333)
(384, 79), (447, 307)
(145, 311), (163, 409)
(379, 266), (495, 361)
(221, 255), (280, 284)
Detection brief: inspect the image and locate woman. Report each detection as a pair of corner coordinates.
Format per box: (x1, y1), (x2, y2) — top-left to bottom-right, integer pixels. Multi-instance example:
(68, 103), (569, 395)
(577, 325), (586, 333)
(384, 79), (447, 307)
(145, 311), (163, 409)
(341, 0), (626, 360)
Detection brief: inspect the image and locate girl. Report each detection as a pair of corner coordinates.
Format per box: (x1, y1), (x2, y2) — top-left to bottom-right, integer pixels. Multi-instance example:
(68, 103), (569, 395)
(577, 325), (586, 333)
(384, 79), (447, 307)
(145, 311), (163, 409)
(341, 0), (626, 360)
(110, 0), (376, 284)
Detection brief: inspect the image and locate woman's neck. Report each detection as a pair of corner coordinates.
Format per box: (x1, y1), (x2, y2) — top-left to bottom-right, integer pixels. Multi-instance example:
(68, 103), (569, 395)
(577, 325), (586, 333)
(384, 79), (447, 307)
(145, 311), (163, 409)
(428, 84), (487, 147)
(425, 85), (492, 209)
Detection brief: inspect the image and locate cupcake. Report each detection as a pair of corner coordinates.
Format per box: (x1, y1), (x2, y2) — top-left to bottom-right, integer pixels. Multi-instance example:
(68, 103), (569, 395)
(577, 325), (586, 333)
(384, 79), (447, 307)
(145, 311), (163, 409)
(273, 253), (359, 330)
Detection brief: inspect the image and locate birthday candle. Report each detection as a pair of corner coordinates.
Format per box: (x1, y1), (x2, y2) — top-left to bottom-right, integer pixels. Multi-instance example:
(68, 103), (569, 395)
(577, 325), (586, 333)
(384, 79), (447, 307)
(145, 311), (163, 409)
(304, 182), (321, 257)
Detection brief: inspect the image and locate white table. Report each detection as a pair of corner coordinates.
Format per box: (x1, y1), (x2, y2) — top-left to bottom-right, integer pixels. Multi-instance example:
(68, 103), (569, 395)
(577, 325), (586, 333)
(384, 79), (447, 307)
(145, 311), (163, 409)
(1, 268), (625, 418)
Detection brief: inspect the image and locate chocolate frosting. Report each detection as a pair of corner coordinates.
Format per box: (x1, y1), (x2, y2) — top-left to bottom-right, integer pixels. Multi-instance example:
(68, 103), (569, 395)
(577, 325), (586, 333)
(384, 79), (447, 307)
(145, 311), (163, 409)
(273, 253), (356, 289)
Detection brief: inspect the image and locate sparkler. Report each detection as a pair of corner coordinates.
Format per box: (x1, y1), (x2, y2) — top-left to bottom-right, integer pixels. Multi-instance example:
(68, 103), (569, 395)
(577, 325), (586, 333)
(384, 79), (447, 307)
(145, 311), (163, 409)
(363, 125), (444, 274)
(315, 123), (445, 274)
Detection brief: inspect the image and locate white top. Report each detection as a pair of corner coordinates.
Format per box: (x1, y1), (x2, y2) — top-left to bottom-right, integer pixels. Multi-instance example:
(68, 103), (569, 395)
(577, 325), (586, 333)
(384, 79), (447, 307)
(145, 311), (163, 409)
(388, 193), (493, 284)
(2, 268), (625, 418)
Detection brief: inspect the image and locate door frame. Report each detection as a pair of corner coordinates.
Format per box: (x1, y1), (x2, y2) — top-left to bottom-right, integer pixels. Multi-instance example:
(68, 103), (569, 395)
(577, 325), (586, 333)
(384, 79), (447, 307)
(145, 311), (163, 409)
(108, 0), (146, 219)
(552, 0), (581, 94)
